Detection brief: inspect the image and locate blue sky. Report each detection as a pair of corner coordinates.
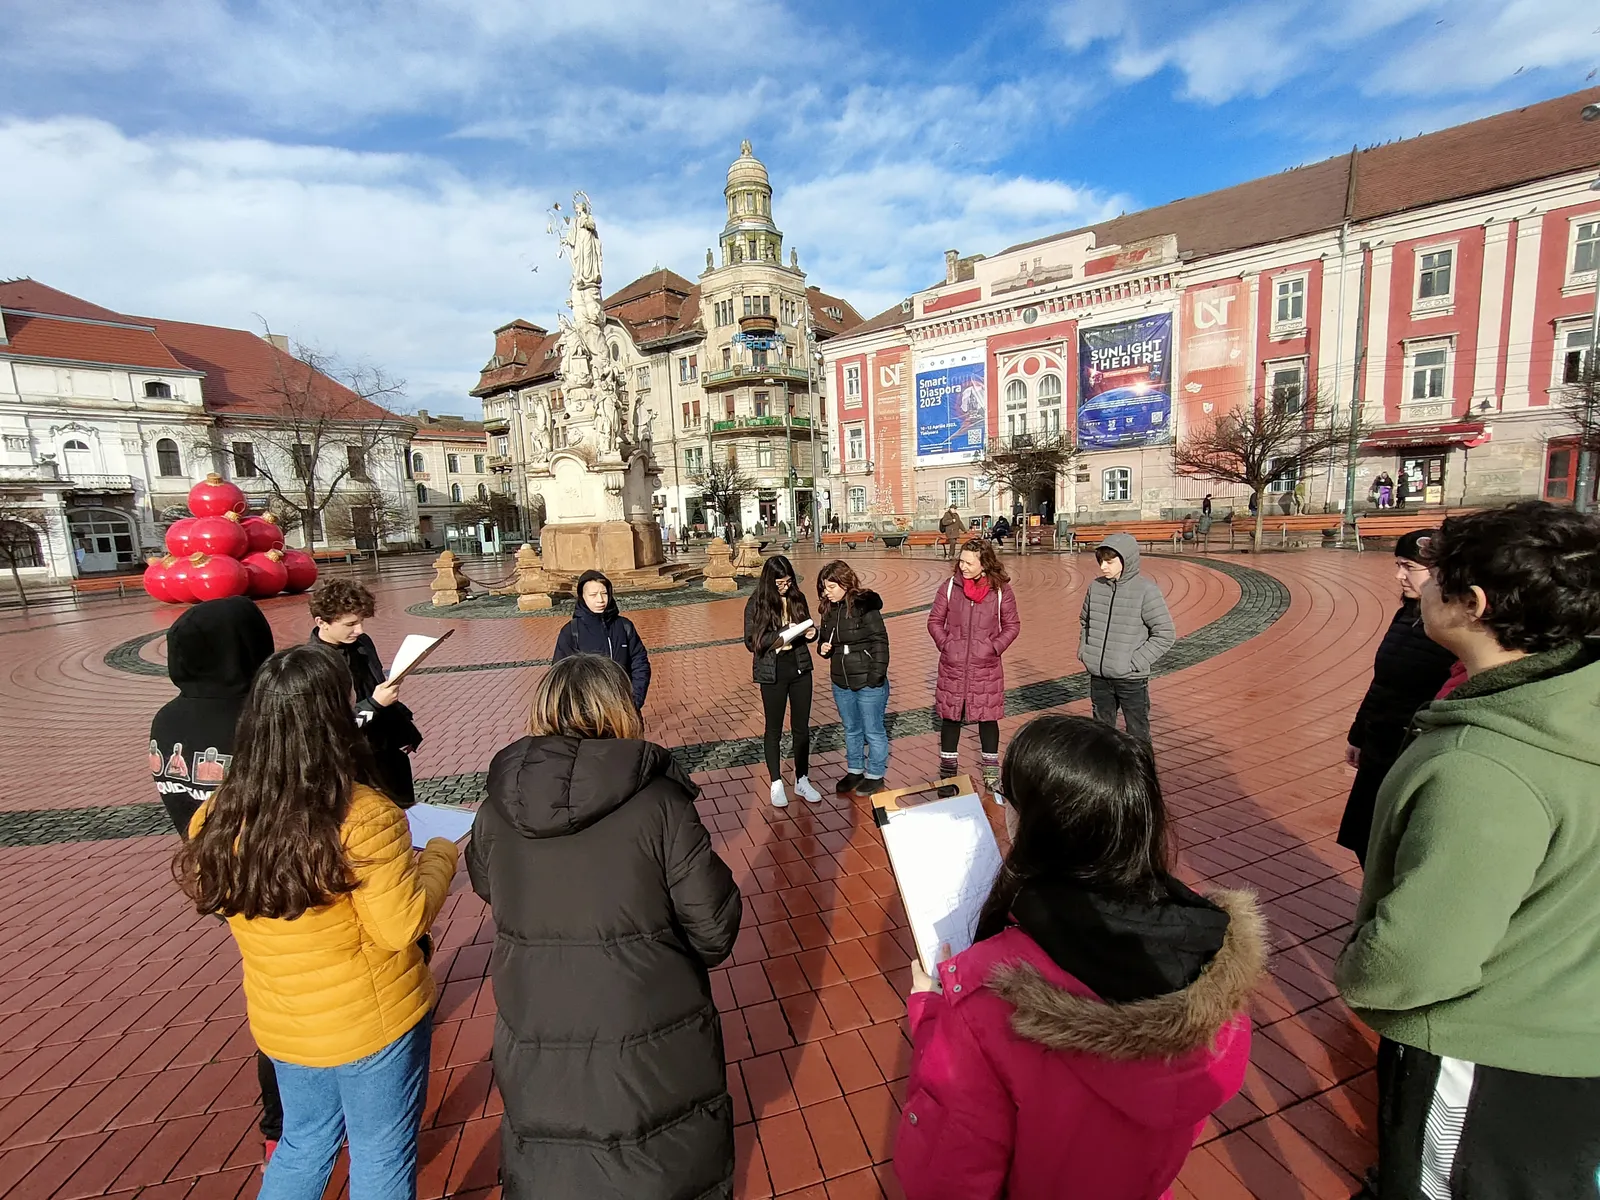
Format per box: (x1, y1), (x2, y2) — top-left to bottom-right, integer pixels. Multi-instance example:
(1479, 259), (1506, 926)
(1, 0), (1594, 412)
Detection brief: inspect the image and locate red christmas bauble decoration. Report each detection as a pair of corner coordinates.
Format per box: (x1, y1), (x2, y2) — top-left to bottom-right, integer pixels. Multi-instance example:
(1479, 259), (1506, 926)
(242, 549), (289, 598)
(164, 554), (198, 603)
(165, 517), (199, 557)
(242, 513), (286, 554)
(187, 553), (249, 601)
(190, 512), (249, 559)
(188, 472), (248, 519)
(142, 556), (174, 603)
(281, 548), (319, 593)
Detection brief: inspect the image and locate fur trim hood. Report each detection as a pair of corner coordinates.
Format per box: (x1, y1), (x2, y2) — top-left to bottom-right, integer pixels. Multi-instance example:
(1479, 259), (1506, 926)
(984, 889), (1266, 1061)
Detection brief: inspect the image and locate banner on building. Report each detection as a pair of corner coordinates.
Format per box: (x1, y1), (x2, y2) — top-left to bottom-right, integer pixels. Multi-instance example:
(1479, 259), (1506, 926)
(1179, 280), (1249, 436)
(872, 347), (910, 511)
(1077, 314), (1173, 450)
(914, 346), (987, 465)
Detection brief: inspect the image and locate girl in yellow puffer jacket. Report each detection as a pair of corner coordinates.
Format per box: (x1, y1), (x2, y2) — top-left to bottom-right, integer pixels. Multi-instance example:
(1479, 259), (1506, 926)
(179, 645), (458, 1200)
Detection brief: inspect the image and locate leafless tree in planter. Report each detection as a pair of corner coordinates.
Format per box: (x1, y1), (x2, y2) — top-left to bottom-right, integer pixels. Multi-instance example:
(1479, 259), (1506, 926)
(691, 458), (756, 540)
(322, 485), (413, 555)
(977, 433), (1083, 543)
(1174, 389), (1354, 550)
(0, 502), (49, 606)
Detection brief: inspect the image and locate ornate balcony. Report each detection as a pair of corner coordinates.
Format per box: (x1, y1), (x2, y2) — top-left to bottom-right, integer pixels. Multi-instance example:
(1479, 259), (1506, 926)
(702, 364), (810, 390)
(64, 474), (137, 493)
(487, 455), (515, 472)
(709, 415), (815, 437)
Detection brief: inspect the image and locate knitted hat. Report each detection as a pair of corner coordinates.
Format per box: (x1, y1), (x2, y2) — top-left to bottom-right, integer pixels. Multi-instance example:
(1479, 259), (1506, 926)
(1395, 529), (1436, 562)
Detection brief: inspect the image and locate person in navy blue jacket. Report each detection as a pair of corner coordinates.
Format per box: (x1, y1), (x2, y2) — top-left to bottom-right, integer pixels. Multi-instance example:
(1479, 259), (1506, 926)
(553, 570), (652, 710)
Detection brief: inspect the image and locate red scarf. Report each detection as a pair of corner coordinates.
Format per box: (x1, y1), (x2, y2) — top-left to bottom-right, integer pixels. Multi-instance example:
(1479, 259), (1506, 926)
(961, 575), (992, 604)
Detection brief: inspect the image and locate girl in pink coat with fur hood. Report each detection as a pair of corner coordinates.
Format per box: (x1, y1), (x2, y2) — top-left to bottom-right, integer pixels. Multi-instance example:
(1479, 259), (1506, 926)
(929, 539), (1021, 792)
(895, 715), (1266, 1200)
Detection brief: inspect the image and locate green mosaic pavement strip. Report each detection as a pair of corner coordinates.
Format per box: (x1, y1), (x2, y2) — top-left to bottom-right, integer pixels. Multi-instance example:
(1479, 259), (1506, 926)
(401, 578), (754, 620)
(25, 556), (1287, 847)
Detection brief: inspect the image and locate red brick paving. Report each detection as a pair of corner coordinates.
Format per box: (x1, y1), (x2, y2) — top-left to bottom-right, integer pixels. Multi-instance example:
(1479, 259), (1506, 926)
(0, 546), (1405, 1198)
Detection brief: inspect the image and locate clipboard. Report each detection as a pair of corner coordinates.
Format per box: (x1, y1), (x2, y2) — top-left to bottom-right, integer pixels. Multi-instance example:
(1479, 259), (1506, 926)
(387, 628), (455, 683)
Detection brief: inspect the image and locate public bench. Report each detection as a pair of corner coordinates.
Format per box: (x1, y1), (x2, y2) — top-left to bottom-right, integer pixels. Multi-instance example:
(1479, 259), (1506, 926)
(1354, 510), (1476, 551)
(69, 575), (142, 600)
(899, 531), (946, 555)
(1220, 512), (1344, 549)
(1065, 521), (1186, 552)
(821, 531), (873, 550)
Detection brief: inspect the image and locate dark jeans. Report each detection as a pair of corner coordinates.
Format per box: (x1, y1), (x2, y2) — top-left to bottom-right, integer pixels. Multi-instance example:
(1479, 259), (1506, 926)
(1089, 675), (1151, 742)
(759, 656), (812, 782)
(939, 716), (999, 755)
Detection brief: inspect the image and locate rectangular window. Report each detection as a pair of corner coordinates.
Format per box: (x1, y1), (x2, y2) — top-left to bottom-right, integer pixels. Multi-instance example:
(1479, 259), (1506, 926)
(844, 365), (861, 399)
(820, 444), (830, 473)
(724, 395), (736, 419)
(1410, 346), (1448, 399)
(1274, 276), (1305, 327)
(346, 446), (369, 482)
(1573, 221), (1599, 277)
(846, 424), (866, 463)
(1418, 248), (1453, 300)
(1102, 467), (1131, 503)
(636, 366), (650, 389)
(679, 355), (698, 383)
(1544, 442), (1574, 501)
(752, 346), (768, 368)
(495, 435), (509, 456)
(743, 296), (752, 317)
(722, 347), (732, 369)
(474, 454), (486, 474)
(446, 453), (461, 473)
(1268, 361), (1306, 415)
(754, 391), (770, 417)
(1268, 457), (1300, 494)
(1040, 407), (1061, 437)
(946, 478), (969, 509)
(848, 486), (867, 515)
(685, 446), (704, 475)
(231, 441), (257, 478)
(1560, 325), (1593, 385)
(292, 443), (313, 479)
(757, 441), (774, 469)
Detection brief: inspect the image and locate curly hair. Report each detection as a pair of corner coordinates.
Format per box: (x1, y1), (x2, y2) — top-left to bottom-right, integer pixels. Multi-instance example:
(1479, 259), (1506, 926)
(815, 559), (861, 620)
(308, 578), (376, 622)
(1424, 501), (1600, 653)
(953, 538), (1011, 588)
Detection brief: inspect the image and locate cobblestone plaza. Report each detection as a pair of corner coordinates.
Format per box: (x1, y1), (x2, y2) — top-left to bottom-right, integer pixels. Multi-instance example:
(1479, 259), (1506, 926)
(0, 546), (1400, 1198)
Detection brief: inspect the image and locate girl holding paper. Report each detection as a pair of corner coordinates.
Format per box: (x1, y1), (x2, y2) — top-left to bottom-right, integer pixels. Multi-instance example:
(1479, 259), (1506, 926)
(893, 715), (1264, 1200)
(177, 646), (458, 1199)
(744, 555), (821, 807)
(816, 560), (891, 798)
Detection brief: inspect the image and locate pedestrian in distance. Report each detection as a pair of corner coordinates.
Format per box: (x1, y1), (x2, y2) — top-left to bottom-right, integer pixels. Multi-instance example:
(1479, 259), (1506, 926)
(552, 570), (651, 710)
(929, 539), (1020, 795)
(990, 514), (1012, 545)
(469, 655), (741, 1200)
(1336, 530), (1456, 865)
(744, 554), (822, 807)
(1079, 533), (1176, 745)
(308, 579), (422, 807)
(1336, 502), (1600, 1198)
(177, 646), (459, 1200)
(1395, 468), (1411, 508)
(940, 505), (965, 560)
(893, 715), (1266, 1200)
(816, 560), (891, 798)
(1201, 493), (1212, 516)
(149, 596), (283, 1162)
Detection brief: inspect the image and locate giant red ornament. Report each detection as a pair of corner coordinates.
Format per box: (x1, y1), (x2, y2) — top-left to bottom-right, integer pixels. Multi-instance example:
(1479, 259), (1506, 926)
(164, 517), (199, 558)
(242, 549), (289, 598)
(242, 513), (286, 554)
(281, 548), (318, 593)
(189, 512), (249, 559)
(141, 556), (174, 603)
(188, 472), (248, 519)
(187, 553), (249, 601)
(164, 554), (199, 603)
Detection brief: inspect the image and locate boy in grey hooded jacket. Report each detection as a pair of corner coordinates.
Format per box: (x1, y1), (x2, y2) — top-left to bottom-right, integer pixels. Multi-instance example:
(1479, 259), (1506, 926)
(1078, 533), (1176, 742)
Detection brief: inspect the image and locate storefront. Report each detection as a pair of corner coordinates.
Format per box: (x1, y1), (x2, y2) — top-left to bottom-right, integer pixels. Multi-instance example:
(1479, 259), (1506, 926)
(1360, 422), (1486, 507)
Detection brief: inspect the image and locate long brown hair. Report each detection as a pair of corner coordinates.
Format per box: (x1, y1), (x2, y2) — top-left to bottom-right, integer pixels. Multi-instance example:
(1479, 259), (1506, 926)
(176, 646), (374, 920)
(531, 654), (645, 740)
(954, 538), (1010, 588)
(746, 554), (811, 651)
(815, 559), (861, 622)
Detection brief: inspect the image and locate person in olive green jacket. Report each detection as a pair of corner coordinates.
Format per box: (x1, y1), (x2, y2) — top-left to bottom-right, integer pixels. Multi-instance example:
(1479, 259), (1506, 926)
(1335, 502), (1600, 1200)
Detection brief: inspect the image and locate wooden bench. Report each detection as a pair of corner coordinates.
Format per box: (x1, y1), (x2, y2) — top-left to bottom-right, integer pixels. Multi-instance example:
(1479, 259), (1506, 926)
(1223, 512), (1345, 549)
(820, 531), (873, 550)
(310, 549), (366, 565)
(70, 575), (141, 600)
(1066, 521), (1186, 552)
(898, 531), (946, 555)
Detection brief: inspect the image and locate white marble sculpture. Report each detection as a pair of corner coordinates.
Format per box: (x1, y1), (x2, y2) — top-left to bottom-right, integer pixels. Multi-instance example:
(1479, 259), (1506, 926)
(550, 192), (628, 456)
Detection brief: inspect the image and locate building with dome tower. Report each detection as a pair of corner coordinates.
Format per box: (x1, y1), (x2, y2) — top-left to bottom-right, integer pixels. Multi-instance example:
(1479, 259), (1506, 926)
(473, 141), (861, 541)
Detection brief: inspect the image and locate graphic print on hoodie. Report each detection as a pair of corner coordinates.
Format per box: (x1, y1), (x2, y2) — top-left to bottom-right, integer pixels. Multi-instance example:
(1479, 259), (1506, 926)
(150, 597), (275, 837)
(551, 570), (652, 709)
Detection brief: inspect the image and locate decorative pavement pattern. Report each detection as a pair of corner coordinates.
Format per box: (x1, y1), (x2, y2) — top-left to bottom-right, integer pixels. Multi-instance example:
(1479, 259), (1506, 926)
(0, 546), (1399, 1198)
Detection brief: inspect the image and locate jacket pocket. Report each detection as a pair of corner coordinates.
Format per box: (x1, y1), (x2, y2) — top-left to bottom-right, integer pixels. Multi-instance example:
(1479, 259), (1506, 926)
(895, 1086), (949, 1188)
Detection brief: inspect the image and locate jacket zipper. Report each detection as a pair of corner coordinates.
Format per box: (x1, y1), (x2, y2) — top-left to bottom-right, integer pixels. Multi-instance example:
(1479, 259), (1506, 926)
(1097, 580), (1118, 676)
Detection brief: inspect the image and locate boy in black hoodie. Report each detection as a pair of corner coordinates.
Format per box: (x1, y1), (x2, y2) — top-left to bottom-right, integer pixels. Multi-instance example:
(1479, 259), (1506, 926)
(148, 596), (283, 1161)
(552, 570), (651, 710)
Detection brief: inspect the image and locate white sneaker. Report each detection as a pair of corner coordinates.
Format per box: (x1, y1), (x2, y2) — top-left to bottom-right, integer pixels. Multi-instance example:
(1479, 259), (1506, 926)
(769, 779), (789, 808)
(794, 776), (822, 804)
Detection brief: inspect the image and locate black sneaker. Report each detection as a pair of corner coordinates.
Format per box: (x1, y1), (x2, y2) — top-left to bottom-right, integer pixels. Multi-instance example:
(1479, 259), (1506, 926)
(835, 773), (864, 795)
(853, 777), (887, 798)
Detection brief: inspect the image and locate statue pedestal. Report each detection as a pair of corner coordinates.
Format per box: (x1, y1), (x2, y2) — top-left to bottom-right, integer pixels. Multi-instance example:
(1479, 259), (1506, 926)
(540, 519), (674, 588)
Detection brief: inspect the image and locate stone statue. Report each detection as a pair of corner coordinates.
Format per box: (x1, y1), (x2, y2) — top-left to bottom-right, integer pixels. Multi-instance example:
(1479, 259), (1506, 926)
(706, 248), (714, 270)
(556, 192), (602, 288)
(526, 393), (549, 461)
(790, 248), (798, 269)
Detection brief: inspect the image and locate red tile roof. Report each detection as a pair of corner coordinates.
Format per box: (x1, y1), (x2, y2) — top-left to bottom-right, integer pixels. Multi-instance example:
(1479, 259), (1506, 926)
(807, 287), (864, 338)
(0, 278), (138, 324)
(1, 312), (189, 371)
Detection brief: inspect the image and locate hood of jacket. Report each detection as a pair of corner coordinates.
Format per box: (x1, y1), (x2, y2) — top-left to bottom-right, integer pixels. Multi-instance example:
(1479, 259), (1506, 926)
(168, 596), (275, 698)
(847, 589), (884, 616)
(1094, 532), (1143, 581)
(486, 734), (696, 838)
(1413, 640), (1600, 767)
(572, 570), (620, 623)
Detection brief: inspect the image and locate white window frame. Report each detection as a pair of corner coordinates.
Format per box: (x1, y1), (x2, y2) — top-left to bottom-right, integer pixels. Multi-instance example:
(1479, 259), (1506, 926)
(1405, 338), (1453, 402)
(1566, 217), (1600, 292)
(757, 440), (774, 469)
(844, 364), (862, 400)
(845, 423), (866, 463)
(848, 486), (868, 515)
(1267, 457), (1300, 494)
(1102, 467), (1131, 504)
(946, 478), (969, 509)
(636, 366), (651, 389)
(1271, 272), (1308, 336)
(1412, 242), (1457, 315)
(1554, 319), (1594, 389)
(1265, 357), (1307, 416)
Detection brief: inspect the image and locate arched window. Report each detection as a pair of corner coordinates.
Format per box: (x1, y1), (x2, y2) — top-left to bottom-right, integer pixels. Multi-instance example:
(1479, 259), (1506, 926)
(1005, 379), (1027, 404)
(1037, 374), (1062, 402)
(411, 452), (424, 474)
(0, 520), (43, 569)
(450, 483), (463, 503)
(608, 341), (621, 362)
(144, 381), (172, 399)
(477, 483), (488, 501)
(63, 439), (89, 451)
(69, 508), (138, 569)
(155, 438), (182, 476)
(416, 483), (428, 504)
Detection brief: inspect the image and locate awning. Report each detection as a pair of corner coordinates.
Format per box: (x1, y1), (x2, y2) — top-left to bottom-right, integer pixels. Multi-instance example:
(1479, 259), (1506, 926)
(1361, 421), (1486, 450)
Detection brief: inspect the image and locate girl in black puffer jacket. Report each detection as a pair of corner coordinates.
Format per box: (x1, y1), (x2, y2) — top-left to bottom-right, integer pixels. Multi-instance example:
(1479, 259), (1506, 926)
(817, 560), (892, 797)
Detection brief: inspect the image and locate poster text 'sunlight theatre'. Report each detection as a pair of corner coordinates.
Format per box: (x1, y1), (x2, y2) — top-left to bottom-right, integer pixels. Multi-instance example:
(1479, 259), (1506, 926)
(914, 346), (987, 465)
(1077, 314), (1173, 450)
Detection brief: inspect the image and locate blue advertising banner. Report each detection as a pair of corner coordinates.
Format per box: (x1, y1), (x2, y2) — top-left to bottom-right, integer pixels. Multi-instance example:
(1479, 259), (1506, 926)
(1077, 314), (1173, 450)
(914, 347), (987, 465)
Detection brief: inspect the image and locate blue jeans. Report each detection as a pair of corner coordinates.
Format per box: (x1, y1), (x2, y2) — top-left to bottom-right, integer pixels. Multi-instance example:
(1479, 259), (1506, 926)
(263, 1013), (432, 1200)
(834, 683), (890, 778)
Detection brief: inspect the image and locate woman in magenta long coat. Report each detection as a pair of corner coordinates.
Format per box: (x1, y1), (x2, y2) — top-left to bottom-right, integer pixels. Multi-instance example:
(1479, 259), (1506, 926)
(928, 539), (1020, 792)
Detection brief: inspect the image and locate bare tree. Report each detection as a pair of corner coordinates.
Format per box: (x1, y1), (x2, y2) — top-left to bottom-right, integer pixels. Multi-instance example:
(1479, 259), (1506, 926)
(214, 335), (413, 548)
(691, 458), (756, 540)
(0, 501), (49, 606)
(976, 433), (1083, 539)
(452, 492), (521, 539)
(1174, 390), (1354, 550)
(322, 484), (413, 555)
(1557, 349), (1600, 511)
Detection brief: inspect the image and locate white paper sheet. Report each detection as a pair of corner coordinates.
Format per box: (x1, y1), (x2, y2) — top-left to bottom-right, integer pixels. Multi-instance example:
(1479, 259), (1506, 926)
(878, 792), (1003, 974)
(406, 803), (474, 847)
(388, 631), (450, 682)
(779, 618), (814, 643)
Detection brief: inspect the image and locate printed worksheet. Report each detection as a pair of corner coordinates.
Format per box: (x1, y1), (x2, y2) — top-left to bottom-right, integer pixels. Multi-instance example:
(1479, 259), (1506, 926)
(878, 792), (1003, 974)
(406, 802), (474, 848)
